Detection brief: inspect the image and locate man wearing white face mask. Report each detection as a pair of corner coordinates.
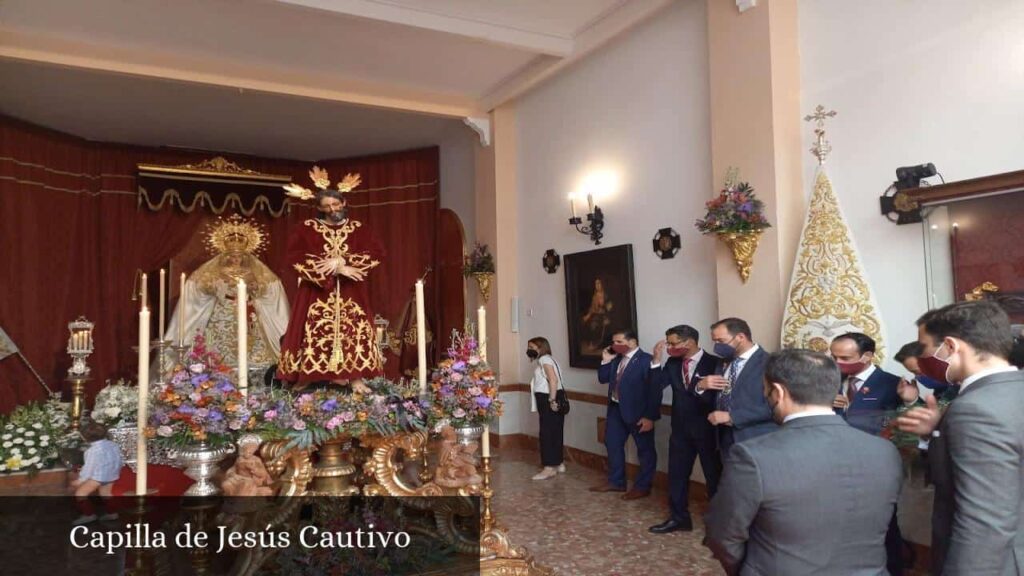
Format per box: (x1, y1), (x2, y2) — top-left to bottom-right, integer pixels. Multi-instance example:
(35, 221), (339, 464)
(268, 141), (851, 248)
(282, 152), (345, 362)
(898, 301), (1022, 575)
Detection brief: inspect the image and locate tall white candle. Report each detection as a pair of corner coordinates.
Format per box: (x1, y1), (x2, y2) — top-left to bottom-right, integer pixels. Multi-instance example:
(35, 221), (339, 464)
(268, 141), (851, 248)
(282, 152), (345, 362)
(477, 306), (487, 363)
(136, 307), (150, 496)
(158, 269), (166, 341)
(482, 427), (490, 458)
(140, 273), (148, 311)
(415, 280), (427, 395)
(587, 193), (595, 214)
(178, 273), (187, 346)
(237, 278), (248, 398)
(569, 196), (576, 219)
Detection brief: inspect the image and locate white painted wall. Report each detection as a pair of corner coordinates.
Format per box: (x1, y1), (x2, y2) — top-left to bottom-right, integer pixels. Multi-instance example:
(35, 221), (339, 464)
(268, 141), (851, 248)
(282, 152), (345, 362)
(507, 0), (715, 473)
(799, 0), (1024, 546)
(438, 124), (477, 245)
(799, 0), (1024, 376)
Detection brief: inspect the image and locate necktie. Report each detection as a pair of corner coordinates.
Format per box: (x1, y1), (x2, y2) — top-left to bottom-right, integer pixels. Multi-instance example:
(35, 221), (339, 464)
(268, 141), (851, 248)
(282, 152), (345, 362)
(846, 377), (859, 404)
(613, 355), (630, 401)
(682, 357), (693, 389)
(717, 357), (745, 411)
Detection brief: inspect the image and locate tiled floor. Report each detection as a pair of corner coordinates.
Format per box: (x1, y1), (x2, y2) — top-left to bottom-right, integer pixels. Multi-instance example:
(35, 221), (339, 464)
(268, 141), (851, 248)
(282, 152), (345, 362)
(491, 447), (724, 575)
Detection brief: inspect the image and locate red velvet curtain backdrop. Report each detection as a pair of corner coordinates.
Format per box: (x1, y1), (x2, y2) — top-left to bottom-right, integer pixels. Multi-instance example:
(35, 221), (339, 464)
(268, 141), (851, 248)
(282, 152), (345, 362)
(0, 115), (440, 413)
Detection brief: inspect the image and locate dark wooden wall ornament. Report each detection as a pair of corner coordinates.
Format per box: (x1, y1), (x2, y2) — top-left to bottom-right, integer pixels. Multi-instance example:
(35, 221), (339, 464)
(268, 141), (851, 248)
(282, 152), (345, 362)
(652, 228), (681, 259)
(542, 249), (561, 274)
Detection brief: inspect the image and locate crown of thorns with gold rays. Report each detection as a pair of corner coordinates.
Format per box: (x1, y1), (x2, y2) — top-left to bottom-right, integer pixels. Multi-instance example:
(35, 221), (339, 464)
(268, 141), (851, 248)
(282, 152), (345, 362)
(204, 214), (268, 256)
(282, 165), (362, 201)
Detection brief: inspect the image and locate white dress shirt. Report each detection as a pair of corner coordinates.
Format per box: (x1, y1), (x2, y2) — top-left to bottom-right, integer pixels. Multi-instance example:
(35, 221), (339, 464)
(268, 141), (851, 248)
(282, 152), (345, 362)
(696, 344), (760, 395)
(783, 407), (837, 424)
(843, 364), (876, 396)
(959, 365), (1019, 392)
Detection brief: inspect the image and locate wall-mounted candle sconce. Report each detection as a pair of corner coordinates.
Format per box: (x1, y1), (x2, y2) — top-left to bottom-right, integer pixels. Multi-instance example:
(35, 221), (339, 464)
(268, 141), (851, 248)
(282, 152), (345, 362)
(568, 193), (605, 245)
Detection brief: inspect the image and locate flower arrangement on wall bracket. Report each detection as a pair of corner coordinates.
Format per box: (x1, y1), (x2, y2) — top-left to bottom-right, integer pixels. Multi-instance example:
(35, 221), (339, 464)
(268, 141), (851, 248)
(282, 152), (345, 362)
(695, 168), (771, 283)
(463, 242), (496, 304)
(251, 378), (427, 450)
(429, 331), (503, 430)
(147, 333), (255, 448)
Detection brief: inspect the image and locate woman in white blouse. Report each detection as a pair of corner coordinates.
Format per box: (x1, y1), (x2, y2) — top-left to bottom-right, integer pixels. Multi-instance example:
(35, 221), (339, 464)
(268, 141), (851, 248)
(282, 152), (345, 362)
(528, 337), (567, 480)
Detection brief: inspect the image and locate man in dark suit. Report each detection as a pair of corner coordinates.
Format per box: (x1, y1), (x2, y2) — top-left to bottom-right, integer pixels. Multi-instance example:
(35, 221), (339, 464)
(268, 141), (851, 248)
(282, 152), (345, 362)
(705, 349), (902, 576)
(590, 328), (660, 500)
(898, 301), (1023, 575)
(829, 332), (902, 435)
(830, 331), (908, 575)
(648, 324), (722, 533)
(697, 318), (776, 455)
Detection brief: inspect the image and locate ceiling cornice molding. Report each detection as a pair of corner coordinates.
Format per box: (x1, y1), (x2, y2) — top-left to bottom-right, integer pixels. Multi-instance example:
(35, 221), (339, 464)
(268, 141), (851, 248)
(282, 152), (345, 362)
(463, 117), (491, 147)
(273, 0), (574, 56)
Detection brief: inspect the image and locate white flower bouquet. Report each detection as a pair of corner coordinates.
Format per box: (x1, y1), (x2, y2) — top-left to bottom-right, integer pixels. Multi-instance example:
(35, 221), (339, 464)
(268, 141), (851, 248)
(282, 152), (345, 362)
(91, 379), (139, 427)
(0, 401), (64, 473)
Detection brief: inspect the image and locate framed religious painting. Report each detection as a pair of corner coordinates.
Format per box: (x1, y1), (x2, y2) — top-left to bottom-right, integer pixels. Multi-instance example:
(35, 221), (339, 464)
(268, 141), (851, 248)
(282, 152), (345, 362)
(564, 244), (638, 369)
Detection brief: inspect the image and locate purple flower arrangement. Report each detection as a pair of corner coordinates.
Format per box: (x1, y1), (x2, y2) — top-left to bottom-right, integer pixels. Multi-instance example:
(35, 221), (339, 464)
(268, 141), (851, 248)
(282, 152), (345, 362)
(251, 378), (427, 449)
(695, 181), (771, 234)
(147, 334), (254, 447)
(462, 242), (495, 276)
(149, 335), (427, 450)
(429, 333), (502, 429)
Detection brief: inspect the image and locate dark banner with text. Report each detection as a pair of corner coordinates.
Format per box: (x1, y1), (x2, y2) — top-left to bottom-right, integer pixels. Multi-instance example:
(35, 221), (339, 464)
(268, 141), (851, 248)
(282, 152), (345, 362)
(0, 496), (481, 575)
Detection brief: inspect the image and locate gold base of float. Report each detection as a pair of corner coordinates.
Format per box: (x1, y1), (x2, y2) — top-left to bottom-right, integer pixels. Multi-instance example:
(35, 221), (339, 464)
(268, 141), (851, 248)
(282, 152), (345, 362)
(255, 427), (552, 575)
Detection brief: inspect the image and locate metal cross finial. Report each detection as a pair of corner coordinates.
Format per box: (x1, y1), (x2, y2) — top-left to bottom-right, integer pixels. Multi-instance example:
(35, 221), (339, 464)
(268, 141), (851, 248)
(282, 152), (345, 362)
(804, 105), (837, 165)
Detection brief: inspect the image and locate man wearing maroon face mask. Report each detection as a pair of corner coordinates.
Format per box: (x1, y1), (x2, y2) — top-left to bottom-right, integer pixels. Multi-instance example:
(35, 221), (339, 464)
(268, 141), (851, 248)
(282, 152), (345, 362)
(828, 332), (902, 436)
(897, 301), (1021, 575)
(831, 332), (911, 576)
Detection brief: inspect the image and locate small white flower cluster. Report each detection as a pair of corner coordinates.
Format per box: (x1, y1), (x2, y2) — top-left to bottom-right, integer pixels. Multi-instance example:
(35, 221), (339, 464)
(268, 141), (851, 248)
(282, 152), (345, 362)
(91, 379), (140, 427)
(0, 421), (57, 473)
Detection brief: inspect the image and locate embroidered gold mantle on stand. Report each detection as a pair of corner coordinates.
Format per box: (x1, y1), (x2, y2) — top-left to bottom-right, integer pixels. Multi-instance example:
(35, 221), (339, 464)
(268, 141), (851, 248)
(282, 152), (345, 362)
(781, 170), (886, 358)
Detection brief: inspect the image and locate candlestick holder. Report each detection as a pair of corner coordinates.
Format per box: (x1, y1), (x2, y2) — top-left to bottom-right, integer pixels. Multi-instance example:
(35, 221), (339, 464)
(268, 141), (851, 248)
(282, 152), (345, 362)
(153, 339), (174, 383)
(481, 455), (495, 531)
(568, 205), (605, 245)
(478, 451), (553, 575)
(170, 342), (192, 366)
(66, 376), (91, 431)
(418, 432), (434, 484)
(124, 492), (158, 576)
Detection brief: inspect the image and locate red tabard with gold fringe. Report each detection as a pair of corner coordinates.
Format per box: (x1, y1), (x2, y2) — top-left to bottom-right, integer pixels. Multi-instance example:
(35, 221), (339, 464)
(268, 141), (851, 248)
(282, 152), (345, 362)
(277, 218), (385, 385)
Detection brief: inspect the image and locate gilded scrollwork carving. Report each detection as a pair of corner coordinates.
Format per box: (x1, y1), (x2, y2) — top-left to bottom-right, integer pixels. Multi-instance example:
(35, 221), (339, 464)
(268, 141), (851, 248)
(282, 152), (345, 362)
(781, 170), (886, 360)
(259, 440), (314, 497)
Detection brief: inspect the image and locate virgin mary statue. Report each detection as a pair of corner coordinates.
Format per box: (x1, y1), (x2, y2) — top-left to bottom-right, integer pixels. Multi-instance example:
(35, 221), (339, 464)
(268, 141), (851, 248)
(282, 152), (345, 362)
(164, 215), (290, 379)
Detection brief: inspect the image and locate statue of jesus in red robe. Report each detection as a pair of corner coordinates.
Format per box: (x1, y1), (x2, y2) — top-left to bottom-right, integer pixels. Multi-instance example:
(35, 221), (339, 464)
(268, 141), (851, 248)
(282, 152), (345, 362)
(277, 168), (384, 390)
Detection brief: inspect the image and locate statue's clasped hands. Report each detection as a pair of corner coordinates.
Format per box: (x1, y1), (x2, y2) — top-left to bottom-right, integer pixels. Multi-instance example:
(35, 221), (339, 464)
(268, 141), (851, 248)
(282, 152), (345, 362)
(313, 257), (366, 281)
